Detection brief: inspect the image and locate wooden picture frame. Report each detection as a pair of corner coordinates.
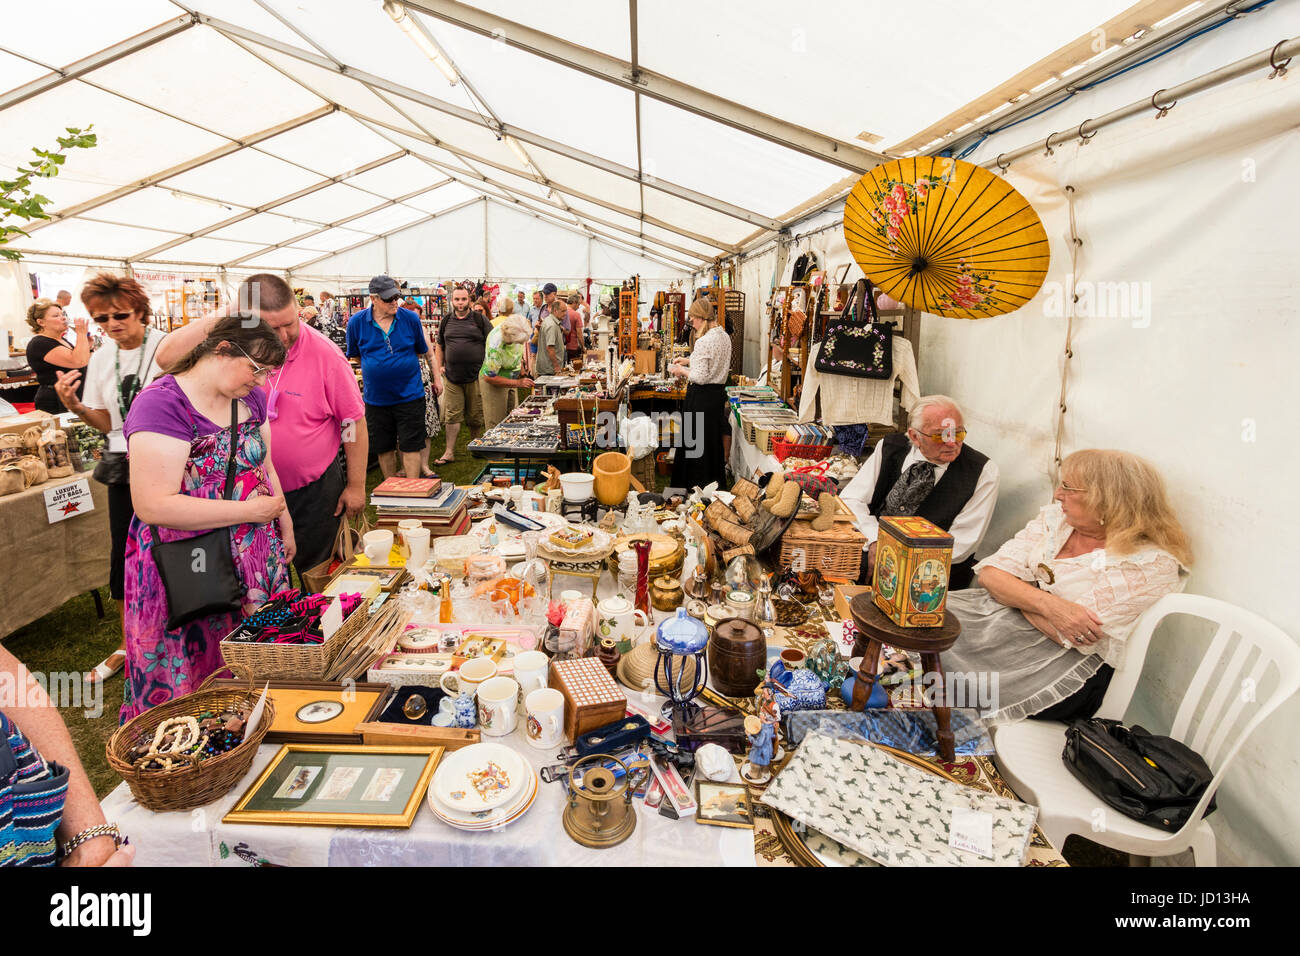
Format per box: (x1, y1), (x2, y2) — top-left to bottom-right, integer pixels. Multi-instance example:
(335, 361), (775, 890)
(694, 780), (755, 829)
(208, 680), (394, 745)
(223, 743), (443, 828)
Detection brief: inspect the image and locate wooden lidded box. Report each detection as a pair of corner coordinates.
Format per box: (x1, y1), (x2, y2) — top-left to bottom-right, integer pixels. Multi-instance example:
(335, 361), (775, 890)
(550, 657), (628, 740)
(872, 515), (953, 628)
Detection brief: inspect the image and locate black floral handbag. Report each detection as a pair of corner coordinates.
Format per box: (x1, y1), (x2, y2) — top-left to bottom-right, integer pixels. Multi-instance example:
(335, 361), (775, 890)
(814, 278), (892, 379)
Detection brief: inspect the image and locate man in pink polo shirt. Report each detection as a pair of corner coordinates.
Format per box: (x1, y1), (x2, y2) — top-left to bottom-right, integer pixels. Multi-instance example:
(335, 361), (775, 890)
(153, 274), (369, 576)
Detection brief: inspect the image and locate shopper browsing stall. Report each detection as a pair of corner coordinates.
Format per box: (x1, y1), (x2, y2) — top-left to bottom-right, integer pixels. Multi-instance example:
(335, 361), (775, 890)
(346, 275), (429, 480)
(122, 315), (291, 722)
(840, 395), (998, 589)
(479, 314), (534, 429)
(534, 290), (567, 377)
(52, 274), (167, 686)
(565, 293), (585, 362)
(433, 285), (493, 466)
(25, 298), (89, 414)
(668, 297), (730, 490)
(153, 275), (370, 578)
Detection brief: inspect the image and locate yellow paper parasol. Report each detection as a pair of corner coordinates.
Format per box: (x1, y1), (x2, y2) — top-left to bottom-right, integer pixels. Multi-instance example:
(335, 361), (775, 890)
(843, 156), (1049, 318)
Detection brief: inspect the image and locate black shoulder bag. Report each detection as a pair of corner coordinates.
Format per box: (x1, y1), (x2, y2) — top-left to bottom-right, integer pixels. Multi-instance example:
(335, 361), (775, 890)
(149, 399), (246, 630)
(1063, 717), (1217, 832)
(814, 277), (893, 379)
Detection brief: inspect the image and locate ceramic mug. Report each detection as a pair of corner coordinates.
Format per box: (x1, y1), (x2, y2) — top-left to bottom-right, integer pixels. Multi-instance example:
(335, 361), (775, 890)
(401, 527), (431, 567)
(439, 656), (497, 697)
(513, 650), (549, 701)
(397, 518), (423, 533)
(477, 676), (519, 737)
(363, 529), (394, 563)
(780, 647), (806, 670)
(524, 687), (565, 749)
(596, 595), (651, 649)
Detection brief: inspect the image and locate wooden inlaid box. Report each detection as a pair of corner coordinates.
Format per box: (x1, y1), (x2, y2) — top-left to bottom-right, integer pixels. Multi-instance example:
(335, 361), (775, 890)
(872, 515), (953, 628)
(550, 657), (627, 740)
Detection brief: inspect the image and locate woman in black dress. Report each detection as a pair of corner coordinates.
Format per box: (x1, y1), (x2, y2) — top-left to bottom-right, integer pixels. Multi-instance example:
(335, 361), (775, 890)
(25, 298), (89, 414)
(669, 297), (731, 491)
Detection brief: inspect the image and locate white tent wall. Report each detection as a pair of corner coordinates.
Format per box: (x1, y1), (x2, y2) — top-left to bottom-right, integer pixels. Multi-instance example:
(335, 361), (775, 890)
(764, 7), (1300, 866)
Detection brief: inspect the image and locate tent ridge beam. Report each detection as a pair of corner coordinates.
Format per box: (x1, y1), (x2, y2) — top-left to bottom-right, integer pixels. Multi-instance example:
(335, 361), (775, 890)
(402, 0), (884, 172)
(290, 195), (484, 272)
(224, 180), (453, 267)
(348, 110), (740, 254)
(0, 14), (197, 112)
(22, 105), (337, 236)
(197, 13), (780, 230)
(125, 146), (404, 262)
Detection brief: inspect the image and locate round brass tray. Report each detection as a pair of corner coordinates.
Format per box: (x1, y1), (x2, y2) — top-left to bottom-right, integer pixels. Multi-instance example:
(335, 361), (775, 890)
(608, 533), (685, 579)
(768, 743), (964, 867)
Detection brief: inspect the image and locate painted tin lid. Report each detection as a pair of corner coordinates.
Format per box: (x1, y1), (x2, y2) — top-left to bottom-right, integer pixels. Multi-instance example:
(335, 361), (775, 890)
(878, 514), (954, 547)
(656, 608), (709, 654)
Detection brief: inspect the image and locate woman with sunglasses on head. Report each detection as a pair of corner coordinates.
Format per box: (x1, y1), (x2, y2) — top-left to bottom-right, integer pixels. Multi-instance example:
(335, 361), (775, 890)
(940, 449), (1192, 725)
(53, 274), (168, 687)
(118, 315), (291, 722)
(25, 298), (90, 414)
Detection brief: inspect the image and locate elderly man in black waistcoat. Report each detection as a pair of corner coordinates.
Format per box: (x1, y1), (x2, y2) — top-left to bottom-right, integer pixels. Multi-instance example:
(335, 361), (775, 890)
(840, 395), (1000, 590)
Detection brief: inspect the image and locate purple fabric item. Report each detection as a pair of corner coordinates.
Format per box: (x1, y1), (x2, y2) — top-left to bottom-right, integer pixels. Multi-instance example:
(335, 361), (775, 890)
(119, 378), (286, 724)
(124, 374), (267, 443)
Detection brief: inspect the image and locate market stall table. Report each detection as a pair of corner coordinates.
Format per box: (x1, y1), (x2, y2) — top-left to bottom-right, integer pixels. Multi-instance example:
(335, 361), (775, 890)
(0, 470), (109, 639)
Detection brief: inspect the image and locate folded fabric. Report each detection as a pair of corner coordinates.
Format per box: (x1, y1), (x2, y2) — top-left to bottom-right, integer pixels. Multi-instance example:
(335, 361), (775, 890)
(783, 708), (994, 755)
(761, 732), (1037, 866)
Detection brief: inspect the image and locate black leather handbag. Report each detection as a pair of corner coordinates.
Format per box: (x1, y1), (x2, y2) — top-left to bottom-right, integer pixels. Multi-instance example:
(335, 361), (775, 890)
(1062, 717), (1217, 832)
(814, 277), (893, 379)
(149, 400), (246, 631)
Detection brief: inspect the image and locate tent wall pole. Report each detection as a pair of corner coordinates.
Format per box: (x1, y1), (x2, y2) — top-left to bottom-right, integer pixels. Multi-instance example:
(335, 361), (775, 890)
(403, 0), (884, 172)
(982, 34), (1300, 169)
(483, 198), (489, 276)
(195, 14), (783, 231)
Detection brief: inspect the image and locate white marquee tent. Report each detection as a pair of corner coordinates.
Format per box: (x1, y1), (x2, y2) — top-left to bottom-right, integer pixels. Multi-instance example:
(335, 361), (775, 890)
(2, 0), (1299, 867)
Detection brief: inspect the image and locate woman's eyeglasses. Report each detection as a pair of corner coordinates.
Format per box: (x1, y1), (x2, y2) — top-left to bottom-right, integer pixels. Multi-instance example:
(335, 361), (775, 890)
(233, 344), (276, 380)
(91, 311), (133, 324)
(1057, 481), (1087, 495)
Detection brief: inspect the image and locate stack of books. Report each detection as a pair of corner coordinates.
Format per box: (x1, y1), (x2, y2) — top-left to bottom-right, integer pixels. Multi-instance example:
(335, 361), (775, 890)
(370, 477), (469, 536)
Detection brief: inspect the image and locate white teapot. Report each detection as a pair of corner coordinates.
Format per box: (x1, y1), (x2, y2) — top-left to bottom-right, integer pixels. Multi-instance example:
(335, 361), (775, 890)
(596, 594), (651, 652)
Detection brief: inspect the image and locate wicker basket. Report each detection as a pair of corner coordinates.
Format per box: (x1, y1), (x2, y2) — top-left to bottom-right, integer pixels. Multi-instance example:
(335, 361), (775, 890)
(220, 599), (370, 681)
(778, 522), (866, 583)
(105, 664), (275, 813)
(750, 420), (797, 455)
(771, 439), (833, 463)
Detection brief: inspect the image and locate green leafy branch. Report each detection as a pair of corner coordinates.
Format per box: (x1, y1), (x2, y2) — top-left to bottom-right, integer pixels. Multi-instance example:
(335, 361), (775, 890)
(0, 126), (97, 261)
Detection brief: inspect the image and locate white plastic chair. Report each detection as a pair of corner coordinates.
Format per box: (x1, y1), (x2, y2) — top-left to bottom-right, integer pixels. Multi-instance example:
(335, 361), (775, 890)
(992, 593), (1300, 866)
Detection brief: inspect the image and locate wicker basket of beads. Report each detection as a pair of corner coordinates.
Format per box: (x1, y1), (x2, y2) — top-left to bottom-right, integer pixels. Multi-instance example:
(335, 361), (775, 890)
(105, 664), (275, 813)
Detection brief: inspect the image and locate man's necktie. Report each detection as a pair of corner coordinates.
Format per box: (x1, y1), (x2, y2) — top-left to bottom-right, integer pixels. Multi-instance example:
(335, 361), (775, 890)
(881, 461), (936, 516)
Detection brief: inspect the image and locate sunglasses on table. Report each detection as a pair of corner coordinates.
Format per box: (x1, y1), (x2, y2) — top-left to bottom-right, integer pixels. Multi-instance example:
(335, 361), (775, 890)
(91, 312), (134, 324)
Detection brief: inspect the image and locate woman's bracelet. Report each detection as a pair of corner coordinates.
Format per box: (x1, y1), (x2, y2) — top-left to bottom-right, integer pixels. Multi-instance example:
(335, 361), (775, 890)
(60, 823), (125, 860)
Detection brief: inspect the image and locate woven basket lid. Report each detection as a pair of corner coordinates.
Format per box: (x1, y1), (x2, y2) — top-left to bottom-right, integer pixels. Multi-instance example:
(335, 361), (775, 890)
(616, 642), (697, 691)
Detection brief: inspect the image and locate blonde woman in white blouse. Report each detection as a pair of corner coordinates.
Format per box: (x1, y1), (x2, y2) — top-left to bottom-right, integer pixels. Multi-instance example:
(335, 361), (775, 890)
(942, 449), (1192, 724)
(668, 297), (731, 490)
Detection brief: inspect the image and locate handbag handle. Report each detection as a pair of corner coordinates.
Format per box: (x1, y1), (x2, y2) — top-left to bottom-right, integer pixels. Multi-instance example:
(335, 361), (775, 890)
(221, 399), (238, 501)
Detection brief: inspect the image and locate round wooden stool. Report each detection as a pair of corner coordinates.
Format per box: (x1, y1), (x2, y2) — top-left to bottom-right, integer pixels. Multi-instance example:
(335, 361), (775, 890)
(849, 593), (962, 761)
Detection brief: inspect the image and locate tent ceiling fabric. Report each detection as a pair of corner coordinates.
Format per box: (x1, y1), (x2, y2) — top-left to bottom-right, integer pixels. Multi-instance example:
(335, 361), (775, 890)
(1, 0), (1151, 274)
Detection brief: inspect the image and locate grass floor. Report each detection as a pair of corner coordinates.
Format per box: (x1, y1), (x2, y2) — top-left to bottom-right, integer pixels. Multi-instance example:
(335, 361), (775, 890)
(3, 425), (1127, 865)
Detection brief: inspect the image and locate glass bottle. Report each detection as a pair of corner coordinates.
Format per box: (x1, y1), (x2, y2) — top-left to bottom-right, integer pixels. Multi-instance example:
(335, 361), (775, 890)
(438, 576), (454, 624)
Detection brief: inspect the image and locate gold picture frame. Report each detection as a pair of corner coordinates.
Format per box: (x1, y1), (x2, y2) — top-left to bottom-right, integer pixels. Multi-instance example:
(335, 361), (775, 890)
(694, 780), (755, 829)
(207, 680), (394, 745)
(223, 743), (443, 828)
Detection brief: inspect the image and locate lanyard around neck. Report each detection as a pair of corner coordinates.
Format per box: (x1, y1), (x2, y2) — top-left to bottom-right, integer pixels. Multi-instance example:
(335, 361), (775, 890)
(114, 327), (152, 421)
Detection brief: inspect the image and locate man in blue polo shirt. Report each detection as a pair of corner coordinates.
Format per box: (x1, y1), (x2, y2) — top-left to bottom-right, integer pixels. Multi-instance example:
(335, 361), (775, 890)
(346, 275), (428, 479)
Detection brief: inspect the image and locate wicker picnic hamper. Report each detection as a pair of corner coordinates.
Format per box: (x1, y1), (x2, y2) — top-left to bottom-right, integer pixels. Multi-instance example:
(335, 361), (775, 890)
(105, 664), (275, 812)
(778, 521), (866, 583)
(220, 597), (370, 681)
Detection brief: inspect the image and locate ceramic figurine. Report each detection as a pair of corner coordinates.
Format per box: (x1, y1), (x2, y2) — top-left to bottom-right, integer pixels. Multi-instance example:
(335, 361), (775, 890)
(741, 715), (772, 784)
(453, 692), (477, 728)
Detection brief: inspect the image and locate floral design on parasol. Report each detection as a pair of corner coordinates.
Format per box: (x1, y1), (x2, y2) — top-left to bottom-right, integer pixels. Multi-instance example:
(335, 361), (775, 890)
(844, 156), (1049, 318)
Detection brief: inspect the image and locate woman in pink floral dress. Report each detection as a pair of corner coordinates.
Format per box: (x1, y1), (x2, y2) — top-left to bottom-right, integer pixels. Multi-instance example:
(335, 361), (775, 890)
(120, 315), (293, 722)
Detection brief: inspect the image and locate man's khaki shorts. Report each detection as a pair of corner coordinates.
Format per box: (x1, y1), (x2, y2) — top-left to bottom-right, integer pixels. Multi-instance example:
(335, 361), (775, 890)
(442, 378), (484, 428)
